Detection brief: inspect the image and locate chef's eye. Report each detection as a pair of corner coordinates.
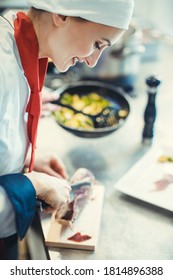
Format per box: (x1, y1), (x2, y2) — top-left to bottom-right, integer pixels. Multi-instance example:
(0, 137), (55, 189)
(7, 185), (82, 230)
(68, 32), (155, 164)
(94, 41), (101, 50)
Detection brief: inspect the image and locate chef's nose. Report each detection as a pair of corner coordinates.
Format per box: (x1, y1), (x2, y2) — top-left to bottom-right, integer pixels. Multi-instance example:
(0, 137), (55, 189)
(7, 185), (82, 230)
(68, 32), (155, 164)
(85, 50), (102, 68)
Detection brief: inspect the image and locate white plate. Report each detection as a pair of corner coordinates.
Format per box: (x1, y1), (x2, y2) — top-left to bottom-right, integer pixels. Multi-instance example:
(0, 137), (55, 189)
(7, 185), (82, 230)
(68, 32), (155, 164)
(114, 144), (173, 211)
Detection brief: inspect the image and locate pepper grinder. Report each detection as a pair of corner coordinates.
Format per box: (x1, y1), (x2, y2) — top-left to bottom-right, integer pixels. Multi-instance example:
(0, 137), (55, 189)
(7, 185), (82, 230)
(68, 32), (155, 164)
(142, 75), (161, 145)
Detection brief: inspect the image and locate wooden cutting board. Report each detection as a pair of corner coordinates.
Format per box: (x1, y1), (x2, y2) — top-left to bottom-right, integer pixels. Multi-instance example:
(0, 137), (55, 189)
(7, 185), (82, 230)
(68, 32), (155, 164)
(45, 183), (105, 251)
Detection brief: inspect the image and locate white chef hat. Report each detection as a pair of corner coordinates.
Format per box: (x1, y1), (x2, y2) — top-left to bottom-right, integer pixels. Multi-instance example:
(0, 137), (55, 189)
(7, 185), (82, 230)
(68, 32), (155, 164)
(27, 0), (134, 30)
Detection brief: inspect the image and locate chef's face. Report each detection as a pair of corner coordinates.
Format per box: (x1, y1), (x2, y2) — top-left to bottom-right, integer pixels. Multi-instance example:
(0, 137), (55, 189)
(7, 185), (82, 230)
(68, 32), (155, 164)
(47, 15), (124, 72)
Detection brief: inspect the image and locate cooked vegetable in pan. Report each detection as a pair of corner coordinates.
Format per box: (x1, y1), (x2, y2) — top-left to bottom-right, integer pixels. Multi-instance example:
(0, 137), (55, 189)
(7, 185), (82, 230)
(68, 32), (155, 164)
(54, 108), (94, 130)
(53, 92), (128, 130)
(60, 92), (112, 115)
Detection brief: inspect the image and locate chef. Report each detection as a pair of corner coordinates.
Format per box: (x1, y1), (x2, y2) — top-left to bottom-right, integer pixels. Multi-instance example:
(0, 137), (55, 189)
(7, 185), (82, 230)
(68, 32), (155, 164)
(0, 0), (134, 259)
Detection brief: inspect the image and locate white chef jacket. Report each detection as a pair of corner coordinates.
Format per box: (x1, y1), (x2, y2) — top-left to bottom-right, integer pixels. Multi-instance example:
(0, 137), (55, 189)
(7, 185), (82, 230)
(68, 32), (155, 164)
(0, 11), (30, 175)
(0, 11), (31, 237)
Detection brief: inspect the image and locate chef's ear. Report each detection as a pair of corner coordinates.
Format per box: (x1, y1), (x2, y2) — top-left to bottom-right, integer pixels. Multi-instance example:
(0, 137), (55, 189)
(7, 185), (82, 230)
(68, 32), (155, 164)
(52, 14), (68, 27)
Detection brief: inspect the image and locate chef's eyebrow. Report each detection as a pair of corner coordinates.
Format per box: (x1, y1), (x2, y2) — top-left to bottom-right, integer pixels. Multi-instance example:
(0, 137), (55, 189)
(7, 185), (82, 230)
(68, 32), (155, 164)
(102, 38), (111, 46)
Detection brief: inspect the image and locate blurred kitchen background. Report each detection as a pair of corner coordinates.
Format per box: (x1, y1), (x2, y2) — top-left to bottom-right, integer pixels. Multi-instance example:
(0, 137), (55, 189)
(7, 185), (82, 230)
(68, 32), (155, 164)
(3, 1), (173, 97)
(1, 0), (173, 145)
(1, 0), (173, 97)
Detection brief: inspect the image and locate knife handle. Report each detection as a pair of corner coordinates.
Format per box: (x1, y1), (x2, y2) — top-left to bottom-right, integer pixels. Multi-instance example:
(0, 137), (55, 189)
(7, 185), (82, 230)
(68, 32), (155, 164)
(36, 199), (49, 211)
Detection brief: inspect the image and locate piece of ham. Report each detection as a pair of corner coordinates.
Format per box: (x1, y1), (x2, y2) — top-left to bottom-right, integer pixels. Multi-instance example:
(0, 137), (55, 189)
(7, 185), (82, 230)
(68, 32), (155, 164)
(153, 174), (173, 191)
(68, 232), (91, 242)
(55, 168), (96, 228)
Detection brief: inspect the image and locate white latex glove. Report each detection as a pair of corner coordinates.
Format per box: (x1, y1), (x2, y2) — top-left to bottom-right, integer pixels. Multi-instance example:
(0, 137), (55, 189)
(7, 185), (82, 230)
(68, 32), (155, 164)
(25, 171), (71, 213)
(25, 151), (68, 179)
(34, 154), (68, 179)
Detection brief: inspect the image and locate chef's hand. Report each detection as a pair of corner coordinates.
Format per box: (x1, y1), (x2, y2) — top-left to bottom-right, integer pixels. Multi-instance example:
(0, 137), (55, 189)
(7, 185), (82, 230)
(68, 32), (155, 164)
(25, 171), (71, 213)
(25, 152), (68, 179)
(41, 87), (59, 117)
(33, 153), (68, 179)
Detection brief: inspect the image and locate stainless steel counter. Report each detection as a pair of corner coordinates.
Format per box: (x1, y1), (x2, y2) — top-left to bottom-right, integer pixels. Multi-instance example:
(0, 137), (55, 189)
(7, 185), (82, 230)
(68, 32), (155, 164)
(27, 45), (173, 260)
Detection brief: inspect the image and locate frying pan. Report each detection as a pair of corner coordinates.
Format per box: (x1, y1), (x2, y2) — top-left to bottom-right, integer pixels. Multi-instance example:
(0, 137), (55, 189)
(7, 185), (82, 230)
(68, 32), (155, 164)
(52, 81), (130, 138)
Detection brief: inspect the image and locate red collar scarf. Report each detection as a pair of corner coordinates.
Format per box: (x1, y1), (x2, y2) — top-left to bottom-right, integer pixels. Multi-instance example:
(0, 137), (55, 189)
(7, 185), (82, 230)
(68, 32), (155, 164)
(14, 12), (48, 172)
